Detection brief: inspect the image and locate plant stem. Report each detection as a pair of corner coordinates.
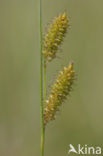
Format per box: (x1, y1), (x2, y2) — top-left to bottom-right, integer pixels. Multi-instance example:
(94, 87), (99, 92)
(44, 60), (47, 107)
(39, 0), (45, 156)
(41, 60), (46, 156)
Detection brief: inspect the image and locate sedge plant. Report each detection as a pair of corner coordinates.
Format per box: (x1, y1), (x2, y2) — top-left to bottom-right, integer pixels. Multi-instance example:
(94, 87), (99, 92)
(39, 1), (75, 156)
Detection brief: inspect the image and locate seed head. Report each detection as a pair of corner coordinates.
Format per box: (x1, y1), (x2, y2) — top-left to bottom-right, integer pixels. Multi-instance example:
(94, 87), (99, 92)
(44, 62), (75, 126)
(43, 13), (70, 62)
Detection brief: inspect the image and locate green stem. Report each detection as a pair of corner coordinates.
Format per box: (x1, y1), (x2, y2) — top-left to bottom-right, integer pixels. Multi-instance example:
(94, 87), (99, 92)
(44, 61), (47, 107)
(41, 61), (46, 156)
(39, 0), (45, 156)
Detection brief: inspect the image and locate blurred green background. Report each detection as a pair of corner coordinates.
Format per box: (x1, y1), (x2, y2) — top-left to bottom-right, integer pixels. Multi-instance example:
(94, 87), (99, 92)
(0, 0), (103, 156)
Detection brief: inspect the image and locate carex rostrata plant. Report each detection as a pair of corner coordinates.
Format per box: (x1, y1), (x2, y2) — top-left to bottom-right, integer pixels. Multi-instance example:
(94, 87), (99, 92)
(39, 3), (75, 155)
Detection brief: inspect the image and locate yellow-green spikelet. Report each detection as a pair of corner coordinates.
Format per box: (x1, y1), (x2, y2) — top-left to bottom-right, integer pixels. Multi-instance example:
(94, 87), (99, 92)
(43, 13), (69, 62)
(44, 62), (75, 125)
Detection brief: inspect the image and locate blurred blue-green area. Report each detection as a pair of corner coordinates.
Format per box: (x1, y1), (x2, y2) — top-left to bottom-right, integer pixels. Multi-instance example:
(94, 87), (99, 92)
(0, 0), (103, 156)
